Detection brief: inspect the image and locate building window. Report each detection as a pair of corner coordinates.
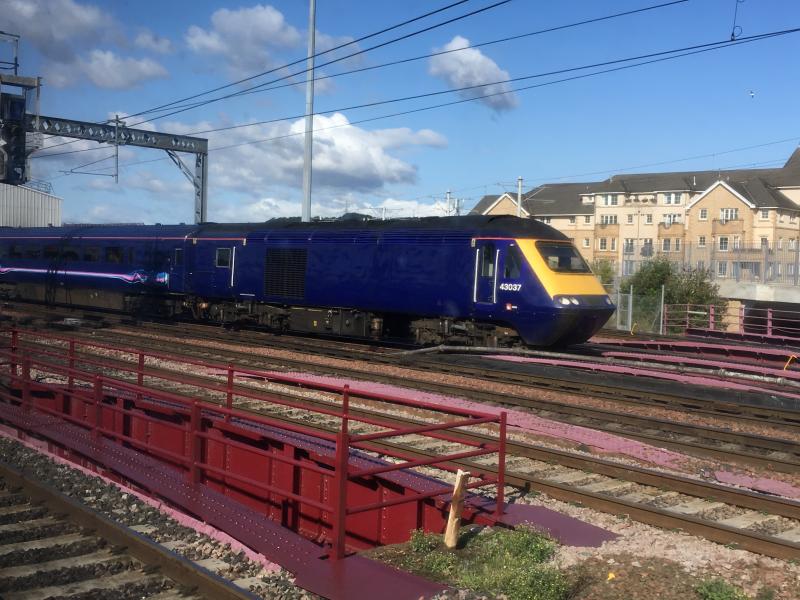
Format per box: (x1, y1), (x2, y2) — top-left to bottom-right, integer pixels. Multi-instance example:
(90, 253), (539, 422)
(611, 238), (617, 251)
(699, 208), (708, 221)
(698, 236), (706, 247)
(760, 209), (770, 220)
(599, 238), (608, 250)
(645, 214), (653, 224)
(792, 215), (798, 224)
(761, 237), (769, 249)
(717, 261), (728, 277)
(627, 214), (634, 224)
(675, 239), (681, 252)
(662, 239), (671, 252)
(216, 248), (232, 268)
(584, 215), (591, 224)
(582, 238), (590, 248)
(791, 239), (797, 250)
(540, 217), (551, 224)
(624, 239), (634, 254)
(568, 216), (576, 224)
(789, 264), (796, 276)
(603, 194), (618, 206)
(664, 214), (681, 225)
(642, 239), (653, 256)
(664, 192), (683, 205)
(623, 260), (635, 276)
(733, 236), (740, 249)
(718, 237), (729, 251)
(720, 208), (739, 222)
(600, 214), (618, 225)
(779, 238), (784, 250)
(697, 260), (705, 270)
(780, 213), (785, 223)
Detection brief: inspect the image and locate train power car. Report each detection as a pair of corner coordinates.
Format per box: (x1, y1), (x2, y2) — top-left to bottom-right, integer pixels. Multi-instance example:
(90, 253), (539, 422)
(0, 215), (614, 346)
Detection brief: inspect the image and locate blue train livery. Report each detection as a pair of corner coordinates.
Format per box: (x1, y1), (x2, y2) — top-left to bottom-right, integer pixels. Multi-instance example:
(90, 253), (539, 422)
(0, 215), (614, 346)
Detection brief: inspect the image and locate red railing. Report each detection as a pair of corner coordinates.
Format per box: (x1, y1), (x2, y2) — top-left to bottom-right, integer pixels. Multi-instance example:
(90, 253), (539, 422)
(664, 304), (800, 343)
(0, 328), (506, 560)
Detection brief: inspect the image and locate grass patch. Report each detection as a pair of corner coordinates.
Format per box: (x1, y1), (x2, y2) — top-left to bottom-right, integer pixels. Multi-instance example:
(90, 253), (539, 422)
(369, 526), (569, 600)
(695, 578), (750, 600)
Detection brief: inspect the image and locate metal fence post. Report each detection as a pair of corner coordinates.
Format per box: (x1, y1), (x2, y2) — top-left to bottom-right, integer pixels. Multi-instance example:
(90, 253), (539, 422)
(21, 356), (31, 411)
(627, 285), (633, 332)
(709, 305), (715, 330)
(767, 308), (773, 337)
(659, 285), (665, 335)
(189, 401), (202, 484)
(331, 385), (351, 560)
(739, 304), (745, 334)
(93, 376), (103, 442)
(226, 363), (234, 419)
(68, 339), (75, 391)
(10, 329), (18, 377)
(494, 411), (507, 519)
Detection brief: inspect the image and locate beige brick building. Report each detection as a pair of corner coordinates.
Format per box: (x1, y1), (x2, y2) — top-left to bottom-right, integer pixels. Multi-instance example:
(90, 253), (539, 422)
(471, 147), (800, 283)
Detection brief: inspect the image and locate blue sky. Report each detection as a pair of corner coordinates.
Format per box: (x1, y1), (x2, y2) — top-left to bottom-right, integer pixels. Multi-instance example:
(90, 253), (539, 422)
(4, 0), (799, 223)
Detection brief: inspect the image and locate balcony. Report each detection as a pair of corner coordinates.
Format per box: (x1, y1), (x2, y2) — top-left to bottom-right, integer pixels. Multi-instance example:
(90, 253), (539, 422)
(596, 223), (619, 236)
(712, 218), (744, 235)
(658, 221), (685, 234)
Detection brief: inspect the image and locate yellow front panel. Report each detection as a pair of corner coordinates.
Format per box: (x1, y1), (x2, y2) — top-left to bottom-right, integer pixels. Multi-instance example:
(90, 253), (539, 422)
(516, 239), (607, 299)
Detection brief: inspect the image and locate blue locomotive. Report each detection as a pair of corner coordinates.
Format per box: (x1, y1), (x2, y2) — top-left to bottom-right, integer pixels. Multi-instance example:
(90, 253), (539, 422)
(0, 215), (614, 346)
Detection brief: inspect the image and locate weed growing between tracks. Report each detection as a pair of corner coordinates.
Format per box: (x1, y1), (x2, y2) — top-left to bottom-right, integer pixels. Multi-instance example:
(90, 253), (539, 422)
(367, 526), (570, 600)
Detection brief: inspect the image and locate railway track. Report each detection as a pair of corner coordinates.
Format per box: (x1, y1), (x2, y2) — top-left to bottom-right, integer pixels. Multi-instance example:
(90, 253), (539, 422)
(31, 325), (800, 476)
(6, 331), (800, 561)
(0, 461), (258, 600)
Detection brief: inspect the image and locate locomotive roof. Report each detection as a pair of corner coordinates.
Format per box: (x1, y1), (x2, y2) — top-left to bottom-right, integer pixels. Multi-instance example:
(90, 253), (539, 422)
(0, 215), (567, 241)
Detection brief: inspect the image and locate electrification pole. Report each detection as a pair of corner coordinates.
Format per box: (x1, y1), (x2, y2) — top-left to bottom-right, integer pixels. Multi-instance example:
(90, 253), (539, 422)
(301, 0), (316, 223)
(517, 176), (523, 218)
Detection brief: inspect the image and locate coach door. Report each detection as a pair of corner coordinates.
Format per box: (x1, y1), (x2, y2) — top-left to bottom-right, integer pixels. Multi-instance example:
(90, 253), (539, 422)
(473, 240), (498, 304)
(169, 242), (187, 293)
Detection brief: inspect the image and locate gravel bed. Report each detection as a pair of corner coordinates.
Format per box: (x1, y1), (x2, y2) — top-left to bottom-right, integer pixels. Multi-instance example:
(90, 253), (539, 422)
(0, 436), (313, 600)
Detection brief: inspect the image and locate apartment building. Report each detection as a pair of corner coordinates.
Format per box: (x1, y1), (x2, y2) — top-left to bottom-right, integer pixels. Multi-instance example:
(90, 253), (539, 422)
(471, 147), (800, 282)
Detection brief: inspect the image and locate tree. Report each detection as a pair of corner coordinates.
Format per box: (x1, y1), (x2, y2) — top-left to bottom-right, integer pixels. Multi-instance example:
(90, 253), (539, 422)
(622, 256), (725, 306)
(591, 259), (616, 288)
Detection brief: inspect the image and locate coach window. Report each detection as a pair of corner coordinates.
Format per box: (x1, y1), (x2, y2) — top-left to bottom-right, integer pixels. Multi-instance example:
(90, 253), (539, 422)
(480, 243), (495, 277)
(83, 247), (100, 262)
(24, 246), (42, 259)
(127, 248), (135, 264)
(10, 245), (24, 259)
(504, 244), (522, 278)
(62, 247), (80, 261)
(105, 247), (123, 264)
(174, 248), (184, 266)
(0, 245), (7, 259)
(216, 247), (232, 268)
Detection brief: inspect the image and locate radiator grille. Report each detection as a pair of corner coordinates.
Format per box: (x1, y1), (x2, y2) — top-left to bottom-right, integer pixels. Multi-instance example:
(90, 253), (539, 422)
(265, 248), (307, 298)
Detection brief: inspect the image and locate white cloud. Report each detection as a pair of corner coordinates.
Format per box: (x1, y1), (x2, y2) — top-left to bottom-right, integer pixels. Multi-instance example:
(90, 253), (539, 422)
(3, 0), (115, 60)
(186, 4), (301, 77)
(428, 35), (518, 111)
(134, 30), (173, 54)
(79, 50), (167, 89)
(175, 112), (446, 194)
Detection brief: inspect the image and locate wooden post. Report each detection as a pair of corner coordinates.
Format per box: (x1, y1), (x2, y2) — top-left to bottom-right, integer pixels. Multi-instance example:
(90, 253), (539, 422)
(444, 469), (469, 549)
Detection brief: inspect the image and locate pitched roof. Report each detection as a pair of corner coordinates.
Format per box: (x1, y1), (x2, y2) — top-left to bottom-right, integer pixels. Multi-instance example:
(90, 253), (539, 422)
(470, 146), (800, 213)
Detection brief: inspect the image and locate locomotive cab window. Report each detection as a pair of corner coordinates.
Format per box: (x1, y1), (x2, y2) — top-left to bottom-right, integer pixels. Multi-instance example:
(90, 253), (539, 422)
(479, 243), (495, 277)
(504, 244), (523, 278)
(536, 242), (591, 273)
(216, 248), (232, 268)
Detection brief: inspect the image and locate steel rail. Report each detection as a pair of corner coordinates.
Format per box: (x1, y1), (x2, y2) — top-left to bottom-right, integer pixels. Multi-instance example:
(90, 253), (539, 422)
(32, 329), (800, 474)
(0, 460), (259, 600)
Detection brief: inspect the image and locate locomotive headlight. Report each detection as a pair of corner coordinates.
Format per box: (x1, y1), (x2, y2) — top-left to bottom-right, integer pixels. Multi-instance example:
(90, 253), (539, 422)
(569, 297), (580, 305)
(604, 297), (613, 305)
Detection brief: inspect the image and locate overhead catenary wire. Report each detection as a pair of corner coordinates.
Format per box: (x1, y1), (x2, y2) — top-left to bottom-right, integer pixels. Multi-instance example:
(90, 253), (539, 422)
(122, 0), (514, 128)
(46, 28), (800, 187)
(135, 0), (691, 118)
(34, 0), (476, 152)
(35, 24), (800, 163)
